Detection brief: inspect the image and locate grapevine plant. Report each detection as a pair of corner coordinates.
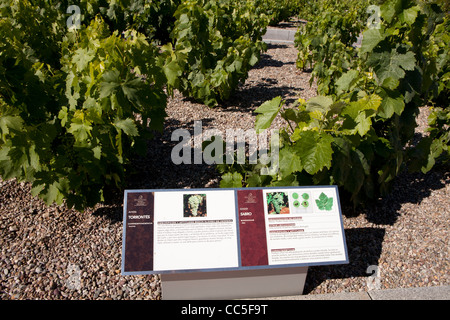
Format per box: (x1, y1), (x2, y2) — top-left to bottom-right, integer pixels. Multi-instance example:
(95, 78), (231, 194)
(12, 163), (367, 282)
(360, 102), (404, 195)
(0, 0), (276, 211)
(60, 0), (182, 44)
(160, 0), (269, 106)
(0, 1), (167, 210)
(219, 0), (449, 208)
(254, 0), (305, 26)
(295, 1), (367, 95)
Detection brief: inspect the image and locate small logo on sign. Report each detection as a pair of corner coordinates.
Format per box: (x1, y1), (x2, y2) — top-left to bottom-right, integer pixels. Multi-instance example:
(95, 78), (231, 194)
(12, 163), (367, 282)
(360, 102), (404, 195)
(134, 194), (148, 207)
(245, 192), (257, 203)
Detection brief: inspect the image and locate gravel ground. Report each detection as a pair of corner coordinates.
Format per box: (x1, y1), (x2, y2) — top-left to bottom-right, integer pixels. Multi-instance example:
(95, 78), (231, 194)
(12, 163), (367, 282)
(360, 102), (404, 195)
(0, 43), (448, 300)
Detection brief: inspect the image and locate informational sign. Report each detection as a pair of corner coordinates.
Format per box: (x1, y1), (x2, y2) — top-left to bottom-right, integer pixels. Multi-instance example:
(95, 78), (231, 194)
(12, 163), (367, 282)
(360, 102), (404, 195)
(121, 186), (348, 275)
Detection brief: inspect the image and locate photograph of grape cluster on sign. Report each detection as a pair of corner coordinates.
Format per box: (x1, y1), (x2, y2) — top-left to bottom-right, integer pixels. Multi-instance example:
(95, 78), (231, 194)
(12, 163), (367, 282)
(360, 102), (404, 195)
(266, 192), (290, 214)
(183, 194), (207, 217)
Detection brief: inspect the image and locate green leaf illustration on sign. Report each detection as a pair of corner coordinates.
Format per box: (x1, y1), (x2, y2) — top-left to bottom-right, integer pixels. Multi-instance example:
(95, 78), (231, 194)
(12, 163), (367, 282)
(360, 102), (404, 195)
(315, 192), (333, 211)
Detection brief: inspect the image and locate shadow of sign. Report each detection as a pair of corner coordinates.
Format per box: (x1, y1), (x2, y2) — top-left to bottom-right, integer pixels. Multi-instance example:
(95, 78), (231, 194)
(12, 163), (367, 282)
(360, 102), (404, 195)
(303, 227), (386, 294)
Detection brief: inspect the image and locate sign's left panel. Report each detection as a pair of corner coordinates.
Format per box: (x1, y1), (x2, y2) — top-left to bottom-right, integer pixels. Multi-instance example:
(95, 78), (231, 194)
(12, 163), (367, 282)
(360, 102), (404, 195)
(123, 192), (155, 273)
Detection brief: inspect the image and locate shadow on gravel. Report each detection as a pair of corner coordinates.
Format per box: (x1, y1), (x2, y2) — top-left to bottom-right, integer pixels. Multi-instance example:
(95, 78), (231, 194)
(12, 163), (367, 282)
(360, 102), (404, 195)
(265, 43), (290, 50)
(125, 120), (219, 189)
(303, 227), (386, 294)
(222, 83), (302, 112)
(93, 205), (123, 223)
(252, 53), (295, 69)
(305, 164), (448, 294)
(336, 163), (449, 226)
(363, 165), (449, 226)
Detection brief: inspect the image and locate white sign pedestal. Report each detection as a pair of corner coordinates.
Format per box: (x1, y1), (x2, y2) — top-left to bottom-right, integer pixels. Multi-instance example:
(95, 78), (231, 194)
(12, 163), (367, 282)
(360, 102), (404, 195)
(161, 266), (308, 300)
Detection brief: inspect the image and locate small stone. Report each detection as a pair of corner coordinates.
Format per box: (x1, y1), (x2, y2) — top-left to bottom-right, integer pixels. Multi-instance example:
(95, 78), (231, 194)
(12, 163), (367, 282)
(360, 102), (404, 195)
(10, 293), (20, 299)
(118, 278), (127, 286)
(53, 288), (60, 297)
(9, 226), (18, 232)
(49, 280), (57, 290)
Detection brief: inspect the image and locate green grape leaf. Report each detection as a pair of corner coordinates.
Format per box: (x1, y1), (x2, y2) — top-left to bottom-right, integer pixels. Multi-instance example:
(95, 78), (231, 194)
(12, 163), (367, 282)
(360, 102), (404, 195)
(368, 47), (416, 84)
(254, 96), (283, 132)
(0, 145), (22, 180)
(343, 94), (381, 119)
(99, 70), (121, 99)
(246, 172), (272, 187)
(354, 111), (374, 136)
(306, 95), (334, 113)
(296, 131), (333, 175)
(364, 94), (383, 111)
(71, 48), (95, 72)
(249, 52), (259, 66)
(114, 118), (139, 136)
(58, 107), (69, 127)
(220, 172), (243, 188)
(360, 29), (385, 54)
(341, 94), (381, 136)
(270, 174), (299, 187)
(335, 70), (359, 94)
(40, 181), (65, 206)
(399, 6), (420, 25)
(163, 59), (183, 87)
(0, 115), (23, 140)
(378, 89), (405, 118)
(121, 78), (142, 102)
(67, 120), (92, 141)
(381, 77), (400, 90)
(278, 145), (303, 178)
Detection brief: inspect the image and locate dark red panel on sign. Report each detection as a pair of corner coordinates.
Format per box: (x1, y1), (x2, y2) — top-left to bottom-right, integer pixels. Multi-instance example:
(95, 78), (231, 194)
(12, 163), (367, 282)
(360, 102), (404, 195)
(237, 189), (268, 267)
(124, 192), (154, 272)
